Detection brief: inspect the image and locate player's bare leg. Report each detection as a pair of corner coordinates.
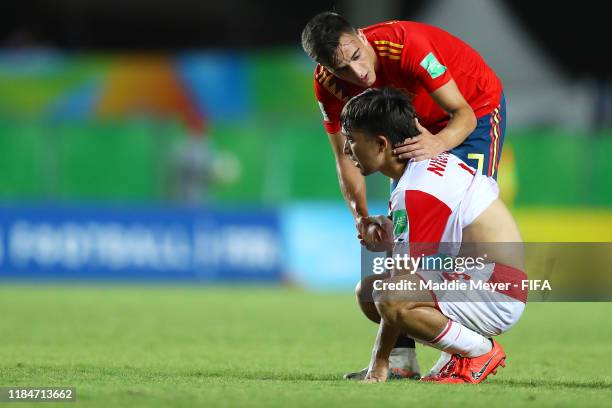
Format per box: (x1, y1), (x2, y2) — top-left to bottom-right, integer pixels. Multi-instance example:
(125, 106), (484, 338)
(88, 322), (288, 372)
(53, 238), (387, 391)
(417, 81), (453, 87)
(343, 273), (420, 380)
(373, 273), (505, 384)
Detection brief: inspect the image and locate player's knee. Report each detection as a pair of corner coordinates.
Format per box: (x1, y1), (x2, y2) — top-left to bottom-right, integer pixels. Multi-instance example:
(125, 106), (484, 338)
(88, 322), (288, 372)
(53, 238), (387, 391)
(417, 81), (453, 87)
(356, 274), (386, 303)
(355, 279), (363, 299)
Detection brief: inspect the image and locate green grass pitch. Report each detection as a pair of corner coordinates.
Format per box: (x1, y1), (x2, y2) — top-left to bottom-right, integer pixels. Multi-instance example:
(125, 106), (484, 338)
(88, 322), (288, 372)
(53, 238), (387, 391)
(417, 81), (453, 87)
(1, 285), (611, 407)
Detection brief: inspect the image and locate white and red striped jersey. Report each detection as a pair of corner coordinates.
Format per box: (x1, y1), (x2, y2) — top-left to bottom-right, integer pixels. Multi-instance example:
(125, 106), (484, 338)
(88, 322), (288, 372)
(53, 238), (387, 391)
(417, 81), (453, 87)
(390, 152), (498, 256)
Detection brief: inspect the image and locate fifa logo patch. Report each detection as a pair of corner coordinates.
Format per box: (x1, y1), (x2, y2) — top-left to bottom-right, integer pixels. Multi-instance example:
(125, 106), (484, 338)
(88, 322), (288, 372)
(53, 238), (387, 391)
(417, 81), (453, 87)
(420, 52), (447, 79)
(392, 209), (408, 235)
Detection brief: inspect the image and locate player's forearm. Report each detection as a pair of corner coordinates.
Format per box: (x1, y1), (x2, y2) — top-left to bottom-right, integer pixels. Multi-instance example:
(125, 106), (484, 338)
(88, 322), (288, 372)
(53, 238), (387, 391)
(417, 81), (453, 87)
(436, 106), (477, 151)
(335, 154), (369, 220)
(370, 319), (400, 366)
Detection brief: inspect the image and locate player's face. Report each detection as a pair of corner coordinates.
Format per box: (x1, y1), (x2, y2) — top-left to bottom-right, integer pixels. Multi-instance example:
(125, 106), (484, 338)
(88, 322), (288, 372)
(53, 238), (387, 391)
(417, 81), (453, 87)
(329, 31), (377, 87)
(343, 129), (385, 176)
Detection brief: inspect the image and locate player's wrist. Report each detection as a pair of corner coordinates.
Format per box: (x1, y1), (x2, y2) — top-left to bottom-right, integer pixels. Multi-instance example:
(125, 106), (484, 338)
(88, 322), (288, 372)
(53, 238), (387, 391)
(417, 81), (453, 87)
(432, 132), (451, 152)
(374, 356), (389, 366)
(368, 358), (389, 378)
(355, 213), (371, 225)
(371, 345), (392, 365)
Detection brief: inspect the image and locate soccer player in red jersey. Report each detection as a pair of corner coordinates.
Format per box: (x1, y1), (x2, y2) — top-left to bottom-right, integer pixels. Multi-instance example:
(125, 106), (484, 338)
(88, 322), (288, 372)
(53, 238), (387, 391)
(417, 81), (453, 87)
(301, 12), (507, 380)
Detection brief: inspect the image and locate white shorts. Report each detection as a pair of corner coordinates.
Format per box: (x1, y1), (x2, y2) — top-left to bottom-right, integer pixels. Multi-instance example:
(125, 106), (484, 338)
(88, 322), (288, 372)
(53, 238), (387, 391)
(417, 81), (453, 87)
(415, 263), (527, 337)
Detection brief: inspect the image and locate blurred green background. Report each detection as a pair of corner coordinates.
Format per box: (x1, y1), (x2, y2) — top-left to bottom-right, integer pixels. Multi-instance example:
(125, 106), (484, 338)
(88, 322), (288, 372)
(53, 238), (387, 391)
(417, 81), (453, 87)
(1, 52), (611, 208)
(0, 49), (611, 259)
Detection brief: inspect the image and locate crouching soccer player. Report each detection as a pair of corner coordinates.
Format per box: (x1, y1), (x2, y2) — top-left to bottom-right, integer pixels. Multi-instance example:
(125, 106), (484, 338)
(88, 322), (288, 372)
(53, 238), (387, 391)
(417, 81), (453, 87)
(340, 88), (527, 384)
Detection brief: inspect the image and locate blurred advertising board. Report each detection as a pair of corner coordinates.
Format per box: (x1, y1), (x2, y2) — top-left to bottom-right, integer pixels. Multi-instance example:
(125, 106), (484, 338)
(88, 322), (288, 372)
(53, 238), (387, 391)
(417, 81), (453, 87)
(0, 205), (282, 282)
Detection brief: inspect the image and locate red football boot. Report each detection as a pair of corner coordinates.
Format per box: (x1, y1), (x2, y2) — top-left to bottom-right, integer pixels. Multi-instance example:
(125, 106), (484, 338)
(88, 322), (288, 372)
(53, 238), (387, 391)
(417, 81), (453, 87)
(420, 355), (461, 382)
(435, 339), (506, 384)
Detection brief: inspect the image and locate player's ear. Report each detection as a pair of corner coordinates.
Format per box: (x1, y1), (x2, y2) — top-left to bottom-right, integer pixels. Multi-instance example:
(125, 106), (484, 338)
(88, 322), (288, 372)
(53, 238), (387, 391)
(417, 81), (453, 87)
(376, 135), (389, 152)
(356, 29), (367, 44)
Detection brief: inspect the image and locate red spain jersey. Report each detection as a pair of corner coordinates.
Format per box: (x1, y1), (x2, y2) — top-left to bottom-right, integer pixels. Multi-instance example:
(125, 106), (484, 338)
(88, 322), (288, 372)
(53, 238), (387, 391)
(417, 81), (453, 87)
(313, 21), (503, 135)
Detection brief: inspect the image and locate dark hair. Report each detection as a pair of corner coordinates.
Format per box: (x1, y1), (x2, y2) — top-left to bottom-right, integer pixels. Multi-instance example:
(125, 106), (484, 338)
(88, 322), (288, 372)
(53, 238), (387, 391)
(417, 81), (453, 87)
(340, 88), (419, 146)
(301, 11), (356, 67)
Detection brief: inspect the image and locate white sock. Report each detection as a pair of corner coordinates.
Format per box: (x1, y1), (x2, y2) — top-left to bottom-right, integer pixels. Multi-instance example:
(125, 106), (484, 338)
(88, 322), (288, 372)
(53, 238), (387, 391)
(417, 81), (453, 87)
(429, 320), (492, 358)
(389, 347), (420, 373)
(427, 351), (452, 376)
